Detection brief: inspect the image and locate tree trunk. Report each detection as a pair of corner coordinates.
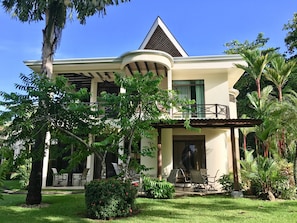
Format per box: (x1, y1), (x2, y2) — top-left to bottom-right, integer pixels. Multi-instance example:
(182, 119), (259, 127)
(41, 8), (55, 78)
(243, 134), (247, 152)
(278, 86), (283, 102)
(256, 78), (261, 99)
(26, 129), (46, 205)
(26, 8), (55, 205)
(294, 143), (297, 185)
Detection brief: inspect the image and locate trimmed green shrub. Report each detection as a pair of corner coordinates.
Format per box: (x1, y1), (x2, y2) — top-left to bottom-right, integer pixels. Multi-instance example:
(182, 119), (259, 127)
(142, 176), (175, 199)
(85, 178), (137, 220)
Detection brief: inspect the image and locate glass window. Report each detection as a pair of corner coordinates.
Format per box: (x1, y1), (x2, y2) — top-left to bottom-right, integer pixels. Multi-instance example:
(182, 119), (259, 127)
(173, 80), (205, 118)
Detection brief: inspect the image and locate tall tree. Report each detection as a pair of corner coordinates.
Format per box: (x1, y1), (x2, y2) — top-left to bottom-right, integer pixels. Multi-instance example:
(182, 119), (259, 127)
(247, 85), (275, 157)
(264, 54), (297, 157)
(2, 0), (130, 205)
(282, 90), (297, 183)
(98, 72), (191, 180)
(264, 54), (297, 102)
(2, 0), (130, 78)
(235, 49), (275, 99)
(284, 13), (297, 57)
(224, 33), (271, 54)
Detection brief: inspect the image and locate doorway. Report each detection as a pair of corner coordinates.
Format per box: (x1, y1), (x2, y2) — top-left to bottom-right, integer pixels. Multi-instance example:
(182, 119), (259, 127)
(173, 135), (206, 174)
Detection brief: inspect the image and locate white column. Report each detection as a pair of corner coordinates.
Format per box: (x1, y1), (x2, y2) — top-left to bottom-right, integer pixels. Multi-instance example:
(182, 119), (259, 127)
(42, 131), (50, 188)
(167, 69), (172, 90)
(118, 87), (126, 164)
(86, 153), (95, 182)
(86, 79), (98, 182)
(167, 69), (173, 117)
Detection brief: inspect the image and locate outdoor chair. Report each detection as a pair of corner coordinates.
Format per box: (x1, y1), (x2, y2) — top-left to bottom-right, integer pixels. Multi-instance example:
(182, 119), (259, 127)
(190, 169), (208, 192)
(111, 162), (140, 186)
(207, 169), (219, 191)
(167, 168), (191, 190)
(52, 168), (68, 186)
(111, 162), (121, 175)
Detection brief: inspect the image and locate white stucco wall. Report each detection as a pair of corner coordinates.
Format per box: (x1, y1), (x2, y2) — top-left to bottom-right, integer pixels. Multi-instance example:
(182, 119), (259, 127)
(172, 70), (230, 108)
(161, 129), (173, 177)
(204, 129), (229, 178)
(141, 138), (155, 177)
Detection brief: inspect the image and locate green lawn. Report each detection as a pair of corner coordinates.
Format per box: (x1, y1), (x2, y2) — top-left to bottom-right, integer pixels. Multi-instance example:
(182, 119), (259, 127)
(1, 192), (297, 223)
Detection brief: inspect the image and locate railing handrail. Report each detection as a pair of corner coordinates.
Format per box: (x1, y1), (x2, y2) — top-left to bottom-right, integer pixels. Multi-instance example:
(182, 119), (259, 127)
(81, 102), (230, 119)
(172, 104), (230, 119)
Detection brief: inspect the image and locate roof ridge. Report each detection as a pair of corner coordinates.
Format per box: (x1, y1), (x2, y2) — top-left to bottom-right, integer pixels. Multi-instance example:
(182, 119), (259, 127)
(139, 17), (188, 57)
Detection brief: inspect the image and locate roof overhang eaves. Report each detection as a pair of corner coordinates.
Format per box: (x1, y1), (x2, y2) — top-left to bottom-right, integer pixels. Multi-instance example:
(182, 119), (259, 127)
(173, 54), (245, 64)
(24, 57), (123, 73)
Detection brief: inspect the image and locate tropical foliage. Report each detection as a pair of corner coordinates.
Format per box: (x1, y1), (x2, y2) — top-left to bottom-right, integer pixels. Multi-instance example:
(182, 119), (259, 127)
(142, 175), (175, 199)
(1, 0), (131, 205)
(240, 150), (296, 200)
(284, 12), (297, 57)
(85, 179), (137, 220)
(225, 17), (297, 199)
(0, 73), (99, 204)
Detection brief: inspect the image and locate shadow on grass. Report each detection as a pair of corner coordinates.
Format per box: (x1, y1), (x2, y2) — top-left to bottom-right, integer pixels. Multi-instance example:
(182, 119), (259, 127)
(1, 193), (297, 222)
(0, 193), (91, 223)
(136, 195), (296, 222)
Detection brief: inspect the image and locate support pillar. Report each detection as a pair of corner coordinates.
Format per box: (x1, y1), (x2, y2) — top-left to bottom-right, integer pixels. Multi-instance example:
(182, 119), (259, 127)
(42, 131), (50, 188)
(86, 78), (98, 182)
(157, 128), (162, 180)
(230, 127), (243, 197)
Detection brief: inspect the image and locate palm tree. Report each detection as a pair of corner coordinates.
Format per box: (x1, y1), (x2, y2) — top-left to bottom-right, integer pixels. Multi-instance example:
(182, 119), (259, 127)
(282, 90), (297, 183)
(239, 115), (255, 154)
(264, 54), (297, 102)
(247, 86), (275, 157)
(236, 49), (275, 98)
(264, 55), (297, 157)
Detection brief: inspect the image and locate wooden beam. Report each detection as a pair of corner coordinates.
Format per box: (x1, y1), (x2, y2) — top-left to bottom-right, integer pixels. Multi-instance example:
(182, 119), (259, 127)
(135, 62), (141, 74)
(230, 127), (240, 191)
(157, 128), (162, 180)
(144, 61), (150, 73)
(154, 63), (159, 76)
(96, 72), (104, 81)
(126, 64), (133, 75)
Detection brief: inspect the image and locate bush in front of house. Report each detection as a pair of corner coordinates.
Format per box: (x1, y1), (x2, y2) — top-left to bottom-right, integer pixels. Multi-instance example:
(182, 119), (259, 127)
(240, 150), (296, 200)
(217, 173), (234, 194)
(142, 176), (175, 199)
(85, 178), (138, 220)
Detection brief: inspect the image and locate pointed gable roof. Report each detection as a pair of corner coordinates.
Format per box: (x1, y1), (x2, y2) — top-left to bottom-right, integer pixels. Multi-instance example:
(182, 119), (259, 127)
(139, 17), (188, 57)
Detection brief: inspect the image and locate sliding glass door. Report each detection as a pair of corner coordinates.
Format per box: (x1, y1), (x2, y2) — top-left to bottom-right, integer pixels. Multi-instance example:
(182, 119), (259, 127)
(173, 80), (205, 118)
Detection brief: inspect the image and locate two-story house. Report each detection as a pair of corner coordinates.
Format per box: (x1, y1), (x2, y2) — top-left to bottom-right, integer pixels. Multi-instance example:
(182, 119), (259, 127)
(25, 17), (260, 190)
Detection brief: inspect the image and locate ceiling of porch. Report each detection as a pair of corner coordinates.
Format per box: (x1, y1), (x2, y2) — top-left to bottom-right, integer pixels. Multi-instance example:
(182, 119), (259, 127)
(58, 60), (168, 90)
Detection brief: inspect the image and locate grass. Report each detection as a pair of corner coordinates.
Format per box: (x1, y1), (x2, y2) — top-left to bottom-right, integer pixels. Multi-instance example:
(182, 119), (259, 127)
(1, 192), (297, 223)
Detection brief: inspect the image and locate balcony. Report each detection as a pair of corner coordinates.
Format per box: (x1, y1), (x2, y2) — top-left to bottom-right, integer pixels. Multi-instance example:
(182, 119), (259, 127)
(172, 104), (230, 119)
(93, 103), (230, 120)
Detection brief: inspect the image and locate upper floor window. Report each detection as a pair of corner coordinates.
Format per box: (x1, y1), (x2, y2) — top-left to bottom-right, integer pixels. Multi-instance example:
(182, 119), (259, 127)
(173, 80), (205, 118)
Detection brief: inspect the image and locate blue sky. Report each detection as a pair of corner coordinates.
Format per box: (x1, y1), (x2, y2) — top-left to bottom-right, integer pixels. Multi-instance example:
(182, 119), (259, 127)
(0, 0), (296, 93)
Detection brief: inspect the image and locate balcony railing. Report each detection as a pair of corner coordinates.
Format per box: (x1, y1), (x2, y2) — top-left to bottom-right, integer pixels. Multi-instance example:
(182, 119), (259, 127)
(88, 103), (230, 120)
(172, 104), (230, 119)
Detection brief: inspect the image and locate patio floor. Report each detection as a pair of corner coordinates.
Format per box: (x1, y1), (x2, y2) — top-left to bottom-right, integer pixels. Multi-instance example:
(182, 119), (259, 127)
(42, 185), (222, 197)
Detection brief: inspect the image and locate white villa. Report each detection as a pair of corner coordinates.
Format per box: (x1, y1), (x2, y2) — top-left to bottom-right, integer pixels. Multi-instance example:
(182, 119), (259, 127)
(25, 17), (260, 190)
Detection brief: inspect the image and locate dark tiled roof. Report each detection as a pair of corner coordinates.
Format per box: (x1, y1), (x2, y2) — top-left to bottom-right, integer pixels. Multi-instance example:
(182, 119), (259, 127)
(144, 25), (183, 57)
